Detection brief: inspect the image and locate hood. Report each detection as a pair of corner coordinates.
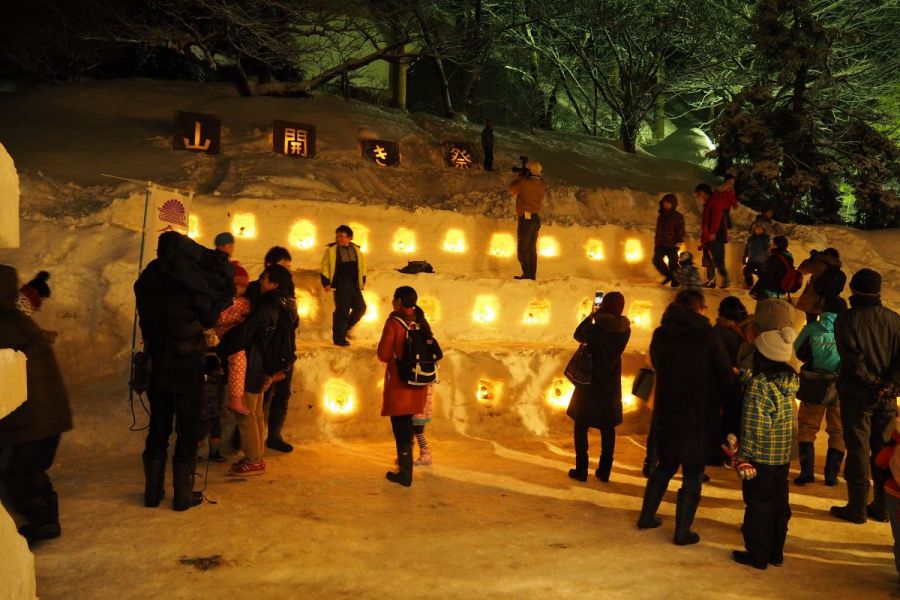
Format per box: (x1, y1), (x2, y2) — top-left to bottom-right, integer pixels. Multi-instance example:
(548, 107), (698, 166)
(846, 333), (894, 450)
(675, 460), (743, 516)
(658, 197), (678, 213)
(0, 264), (19, 311)
(593, 312), (631, 333)
(656, 304), (710, 340)
(818, 312), (837, 329)
(817, 253), (841, 269)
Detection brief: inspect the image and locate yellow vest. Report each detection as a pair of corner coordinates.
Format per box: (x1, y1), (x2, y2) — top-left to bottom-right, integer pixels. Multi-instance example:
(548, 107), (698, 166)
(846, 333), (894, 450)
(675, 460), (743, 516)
(321, 243), (366, 289)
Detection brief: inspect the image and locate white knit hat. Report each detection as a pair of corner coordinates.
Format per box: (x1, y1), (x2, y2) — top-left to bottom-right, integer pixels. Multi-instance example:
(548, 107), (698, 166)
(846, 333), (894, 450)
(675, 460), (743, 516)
(755, 326), (797, 363)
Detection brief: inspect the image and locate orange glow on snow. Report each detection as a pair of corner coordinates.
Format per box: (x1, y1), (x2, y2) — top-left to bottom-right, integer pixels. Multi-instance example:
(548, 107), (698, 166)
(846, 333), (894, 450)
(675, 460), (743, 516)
(295, 290), (317, 320)
(476, 379), (501, 404)
(289, 220), (317, 250)
(231, 213), (257, 239)
(362, 290), (380, 323)
(523, 299), (551, 325)
(624, 238), (644, 264)
(348, 222), (370, 253)
(545, 377), (574, 409)
(489, 233), (516, 258)
(323, 379), (355, 415)
(187, 214), (200, 239)
(621, 375), (638, 412)
(586, 239), (605, 261)
(578, 298), (594, 322)
(628, 301), (654, 329)
(392, 227), (416, 254)
(538, 236), (560, 257)
(417, 295), (441, 323)
(442, 229), (467, 253)
(472, 295), (499, 323)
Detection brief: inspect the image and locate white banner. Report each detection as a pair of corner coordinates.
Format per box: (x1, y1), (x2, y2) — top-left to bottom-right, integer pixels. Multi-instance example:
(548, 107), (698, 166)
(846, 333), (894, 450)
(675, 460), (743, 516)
(142, 184), (193, 262)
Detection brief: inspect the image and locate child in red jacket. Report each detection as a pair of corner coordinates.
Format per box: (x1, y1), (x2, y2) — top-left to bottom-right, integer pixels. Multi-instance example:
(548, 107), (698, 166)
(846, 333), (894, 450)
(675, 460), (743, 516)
(875, 427), (900, 583)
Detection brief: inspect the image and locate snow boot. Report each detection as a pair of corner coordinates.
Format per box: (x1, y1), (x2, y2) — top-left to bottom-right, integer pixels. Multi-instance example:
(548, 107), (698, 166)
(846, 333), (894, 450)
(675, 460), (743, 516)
(673, 489), (701, 546)
(595, 455), (613, 482)
(17, 492), (61, 544)
(143, 454), (166, 508)
(172, 461), (202, 512)
(868, 490), (889, 523)
(266, 437), (294, 453)
(642, 457), (657, 478)
(731, 550), (767, 570)
(414, 448), (433, 467)
(823, 448), (844, 487)
(637, 475), (668, 529)
(793, 442), (815, 485)
(386, 442), (413, 487)
(568, 454), (588, 482)
(830, 482), (868, 524)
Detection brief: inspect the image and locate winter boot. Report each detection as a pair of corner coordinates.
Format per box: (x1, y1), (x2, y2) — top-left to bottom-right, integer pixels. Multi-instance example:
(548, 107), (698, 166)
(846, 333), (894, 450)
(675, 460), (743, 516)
(830, 483), (868, 524)
(793, 442), (815, 485)
(266, 400), (293, 453)
(731, 550), (767, 570)
(642, 457), (657, 478)
(868, 486), (889, 523)
(386, 442), (413, 487)
(568, 453), (589, 482)
(673, 489), (701, 546)
(172, 461), (203, 512)
(142, 454), (167, 508)
(595, 455), (613, 483)
(414, 448), (433, 467)
(17, 492), (61, 544)
(637, 475), (668, 529)
(266, 437), (294, 453)
(823, 448), (844, 487)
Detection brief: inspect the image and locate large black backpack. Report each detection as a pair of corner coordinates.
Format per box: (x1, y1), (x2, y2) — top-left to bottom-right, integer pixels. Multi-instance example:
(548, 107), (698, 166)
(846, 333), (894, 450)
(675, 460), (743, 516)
(262, 303), (298, 377)
(393, 317), (443, 386)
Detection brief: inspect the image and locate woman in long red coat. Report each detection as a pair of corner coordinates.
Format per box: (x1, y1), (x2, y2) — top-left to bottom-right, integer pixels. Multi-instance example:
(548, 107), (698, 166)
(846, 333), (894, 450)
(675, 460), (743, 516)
(377, 286), (430, 486)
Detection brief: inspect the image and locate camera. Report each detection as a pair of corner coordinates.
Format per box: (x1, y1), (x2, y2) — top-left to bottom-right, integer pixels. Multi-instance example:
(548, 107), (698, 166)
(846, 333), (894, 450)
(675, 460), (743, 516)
(511, 155), (530, 177)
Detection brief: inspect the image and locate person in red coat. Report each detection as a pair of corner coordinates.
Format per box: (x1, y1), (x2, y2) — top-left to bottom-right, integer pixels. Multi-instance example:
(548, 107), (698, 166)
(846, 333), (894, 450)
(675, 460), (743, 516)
(697, 175), (738, 289)
(377, 286), (430, 487)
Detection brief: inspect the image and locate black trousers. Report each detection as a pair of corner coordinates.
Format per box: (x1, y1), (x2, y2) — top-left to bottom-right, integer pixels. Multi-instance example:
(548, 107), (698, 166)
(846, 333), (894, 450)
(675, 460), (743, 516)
(704, 241), (728, 281)
(573, 422), (615, 468)
(332, 280), (367, 344)
(0, 434), (61, 520)
(647, 461), (705, 495)
(652, 246), (679, 280)
(517, 214), (541, 279)
(743, 263), (764, 287)
(390, 415), (414, 446)
(264, 368), (293, 441)
(841, 391), (897, 493)
(144, 365), (204, 469)
(742, 463), (791, 564)
(483, 146), (494, 170)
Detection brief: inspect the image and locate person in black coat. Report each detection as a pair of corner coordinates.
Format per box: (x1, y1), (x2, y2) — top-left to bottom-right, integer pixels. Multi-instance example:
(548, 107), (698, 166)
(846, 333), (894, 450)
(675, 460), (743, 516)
(637, 290), (736, 545)
(566, 292), (631, 482)
(751, 236), (795, 299)
(712, 296), (749, 449)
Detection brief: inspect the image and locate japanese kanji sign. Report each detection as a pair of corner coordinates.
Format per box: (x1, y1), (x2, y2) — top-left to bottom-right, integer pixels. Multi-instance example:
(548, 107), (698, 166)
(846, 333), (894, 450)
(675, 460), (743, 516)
(360, 139), (400, 167)
(173, 111), (221, 154)
(442, 141), (477, 169)
(273, 120), (316, 158)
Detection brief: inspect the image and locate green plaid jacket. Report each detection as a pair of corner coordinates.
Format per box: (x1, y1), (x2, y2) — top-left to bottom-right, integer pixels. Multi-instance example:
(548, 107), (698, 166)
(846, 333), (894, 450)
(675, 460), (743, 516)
(740, 372), (798, 465)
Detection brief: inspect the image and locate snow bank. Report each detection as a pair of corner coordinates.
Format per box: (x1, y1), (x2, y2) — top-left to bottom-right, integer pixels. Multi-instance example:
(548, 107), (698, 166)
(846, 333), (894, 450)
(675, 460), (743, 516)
(0, 142), (19, 247)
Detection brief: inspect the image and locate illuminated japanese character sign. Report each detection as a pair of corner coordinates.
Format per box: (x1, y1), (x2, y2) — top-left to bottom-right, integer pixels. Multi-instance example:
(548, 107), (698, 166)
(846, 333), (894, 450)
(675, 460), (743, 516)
(443, 141), (477, 169)
(173, 111), (221, 154)
(361, 139), (400, 167)
(273, 120), (316, 158)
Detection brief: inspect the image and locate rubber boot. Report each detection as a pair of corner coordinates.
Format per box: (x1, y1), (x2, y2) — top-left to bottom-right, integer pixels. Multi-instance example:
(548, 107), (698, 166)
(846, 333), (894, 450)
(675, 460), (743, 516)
(17, 492), (61, 543)
(172, 461), (202, 512)
(673, 489), (701, 546)
(793, 442), (815, 485)
(823, 448), (844, 487)
(830, 482), (868, 524)
(637, 474), (668, 529)
(266, 396), (293, 453)
(868, 484), (889, 523)
(568, 454), (588, 482)
(386, 442), (413, 487)
(595, 455), (613, 483)
(143, 453), (167, 508)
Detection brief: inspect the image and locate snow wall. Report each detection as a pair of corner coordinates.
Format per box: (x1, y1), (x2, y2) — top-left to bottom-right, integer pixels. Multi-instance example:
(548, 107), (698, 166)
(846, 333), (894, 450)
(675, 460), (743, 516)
(0, 143), (19, 248)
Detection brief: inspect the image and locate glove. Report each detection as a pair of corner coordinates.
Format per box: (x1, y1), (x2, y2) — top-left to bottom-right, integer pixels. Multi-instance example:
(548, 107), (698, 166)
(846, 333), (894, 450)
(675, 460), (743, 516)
(735, 460), (757, 480)
(721, 433), (739, 469)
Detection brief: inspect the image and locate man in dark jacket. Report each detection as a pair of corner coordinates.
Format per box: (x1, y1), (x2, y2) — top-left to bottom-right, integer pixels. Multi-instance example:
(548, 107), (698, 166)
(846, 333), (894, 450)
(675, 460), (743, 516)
(637, 289), (736, 545)
(831, 269), (900, 524)
(481, 119), (494, 171)
(653, 194), (686, 287)
(134, 232), (230, 512)
(751, 235), (795, 299)
(0, 264), (72, 543)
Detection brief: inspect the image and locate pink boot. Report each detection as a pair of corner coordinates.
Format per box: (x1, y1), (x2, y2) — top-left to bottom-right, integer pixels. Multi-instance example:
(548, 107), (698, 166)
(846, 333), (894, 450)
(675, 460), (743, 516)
(227, 395), (250, 416)
(414, 449), (432, 466)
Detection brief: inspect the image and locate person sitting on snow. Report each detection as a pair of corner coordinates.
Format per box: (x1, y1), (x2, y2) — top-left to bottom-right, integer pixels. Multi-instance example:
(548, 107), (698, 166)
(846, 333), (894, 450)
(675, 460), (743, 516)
(672, 251), (702, 291)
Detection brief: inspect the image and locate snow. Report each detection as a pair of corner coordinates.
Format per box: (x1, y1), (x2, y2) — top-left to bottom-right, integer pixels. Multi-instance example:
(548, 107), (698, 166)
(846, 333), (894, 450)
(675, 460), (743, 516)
(0, 142), (19, 248)
(0, 79), (899, 598)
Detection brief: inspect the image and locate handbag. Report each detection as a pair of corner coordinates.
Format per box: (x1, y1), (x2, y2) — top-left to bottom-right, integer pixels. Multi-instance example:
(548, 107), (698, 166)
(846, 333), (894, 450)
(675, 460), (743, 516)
(632, 367), (655, 401)
(564, 344), (592, 386)
(797, 369), (839, 406)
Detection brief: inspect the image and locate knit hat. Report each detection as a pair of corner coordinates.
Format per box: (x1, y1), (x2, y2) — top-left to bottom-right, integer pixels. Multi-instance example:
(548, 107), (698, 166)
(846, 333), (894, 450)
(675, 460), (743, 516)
(525, 160), (543, 176)
(231, 262), (249, 287)
(599, 291), (625, 317)
(849, 268), (881, 297)
(214, 232), (235, 247)
(718, 296), (748, 323)
(755, 326), (797, 363)
(25, 271), (51, 298)
(773, 235), (788, 251)
(678, 251), (694, 265)
(753, 298), (795, 333)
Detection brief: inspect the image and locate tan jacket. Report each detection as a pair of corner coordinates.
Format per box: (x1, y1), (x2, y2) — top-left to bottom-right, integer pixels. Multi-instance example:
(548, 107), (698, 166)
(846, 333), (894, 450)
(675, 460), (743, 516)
(508, 176), (546, 216)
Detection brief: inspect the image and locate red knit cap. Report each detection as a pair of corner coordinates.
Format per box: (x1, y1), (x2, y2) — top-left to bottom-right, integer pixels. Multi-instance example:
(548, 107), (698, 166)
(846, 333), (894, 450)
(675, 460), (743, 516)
(232, 262), (249, 287)
(599, 291), (625, 317)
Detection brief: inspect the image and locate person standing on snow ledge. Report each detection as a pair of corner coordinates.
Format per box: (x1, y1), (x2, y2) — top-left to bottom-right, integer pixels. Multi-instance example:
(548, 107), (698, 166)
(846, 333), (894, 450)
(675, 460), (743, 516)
(697, 175), (738, 289)
(321, 225), (367, 347)
(508, 160), (545, 281)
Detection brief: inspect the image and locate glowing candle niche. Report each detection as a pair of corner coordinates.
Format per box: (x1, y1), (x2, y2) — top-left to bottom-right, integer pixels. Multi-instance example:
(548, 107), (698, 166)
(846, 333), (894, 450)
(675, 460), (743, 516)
(442, 229), (467, 253)
(393, 227), (416, 254)
(538, 236), (560, 258)
(621, 375), (638, 412)
(231, 213), (257, 239)
(585, 239), (605, 261)
(489, 233), (516, 258)
(348, 222), (370, 253)
(417, 295), (441, 323)
(628, 301), (654, 330)
(624, 238), (644, 264)
(362, 290), (380, 323)
(545, 377), (574, 409)
(289, 220), (317, 250)
(476, 379), (501, 404)
(523, 299), (551, 325)
(472, 295), (499, 324)
(188, 214), (200, 239)
(295, 290), (317, 321)
(323, 378), (356, 415)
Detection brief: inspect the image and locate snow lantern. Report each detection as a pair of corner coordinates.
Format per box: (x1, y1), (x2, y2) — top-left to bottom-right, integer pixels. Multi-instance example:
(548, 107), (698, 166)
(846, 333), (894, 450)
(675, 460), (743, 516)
(585, 239), (605, 261)
(476, 379), (501, 404)
(620, 375), (638, 412)
(295, 290), (317, 321)
(545, 377), (574, 409)
(624, 238), (644, 264)
(323, 379), (355, 415)
(538, 236), (560, 258)
(362, 290), (380, 323)
(0, 143), (19, 248)
(392, 227), (416, 254)
(418, 295), (441, 322)
(628, 301), (654, 329)
(348, 222), (370, 253)
(187, 214), (200, 239)
(442, 229), (467, 253)
(289, 220), (317, 250)
(522, 299), (551, 325)
(488, 233), (515, 258)
(231, 213), (257, 239)
(472, 295), (499, 324)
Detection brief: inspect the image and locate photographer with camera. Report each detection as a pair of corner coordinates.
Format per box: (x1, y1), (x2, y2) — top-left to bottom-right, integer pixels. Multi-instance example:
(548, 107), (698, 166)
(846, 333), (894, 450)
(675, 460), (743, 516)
(508, 157), (546, 280)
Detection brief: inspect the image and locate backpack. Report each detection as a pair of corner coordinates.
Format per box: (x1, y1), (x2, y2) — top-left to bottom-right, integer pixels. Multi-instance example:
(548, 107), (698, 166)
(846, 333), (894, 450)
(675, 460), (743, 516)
(396, 260), (435, 275)
(813, 264), (847, 299)
(778, 254), (804, 294)
(393, 316), (443, 386)
(262, 303), (297, 376)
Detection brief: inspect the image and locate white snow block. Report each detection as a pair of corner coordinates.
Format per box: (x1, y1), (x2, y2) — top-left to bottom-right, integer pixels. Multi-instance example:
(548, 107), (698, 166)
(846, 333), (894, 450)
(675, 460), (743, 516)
(0, 142), (20, 248)
(0, 349), (28, 420)
(0, 506), (36, 600)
